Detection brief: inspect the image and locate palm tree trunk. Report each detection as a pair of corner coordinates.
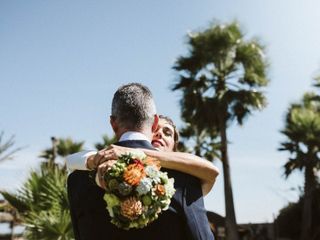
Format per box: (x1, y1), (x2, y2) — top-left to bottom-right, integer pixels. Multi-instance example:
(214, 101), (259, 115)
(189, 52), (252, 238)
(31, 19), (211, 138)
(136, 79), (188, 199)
(10, 220), (14, 240)
(300, 163), (314, 240)
(220, 118), (239, 240)
(50, 137), (58, 167)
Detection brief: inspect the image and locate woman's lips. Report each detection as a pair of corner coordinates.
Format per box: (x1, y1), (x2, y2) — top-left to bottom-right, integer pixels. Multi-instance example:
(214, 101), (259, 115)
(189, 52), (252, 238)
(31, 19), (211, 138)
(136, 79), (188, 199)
(152, 140), (163, 147)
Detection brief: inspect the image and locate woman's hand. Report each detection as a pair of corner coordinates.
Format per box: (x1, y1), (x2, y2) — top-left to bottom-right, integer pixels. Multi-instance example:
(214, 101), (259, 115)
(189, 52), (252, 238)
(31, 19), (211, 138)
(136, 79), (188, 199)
(86, 145), (131, 170)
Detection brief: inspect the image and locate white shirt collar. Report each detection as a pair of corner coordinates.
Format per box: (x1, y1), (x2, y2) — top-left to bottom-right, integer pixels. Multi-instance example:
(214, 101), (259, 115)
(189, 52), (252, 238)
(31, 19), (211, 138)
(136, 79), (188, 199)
(119, 131), (151, 142)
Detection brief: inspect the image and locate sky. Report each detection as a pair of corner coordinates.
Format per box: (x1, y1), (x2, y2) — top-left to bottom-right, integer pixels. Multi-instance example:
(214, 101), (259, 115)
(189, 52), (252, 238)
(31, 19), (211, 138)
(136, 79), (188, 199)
(1, 0), (320, 224)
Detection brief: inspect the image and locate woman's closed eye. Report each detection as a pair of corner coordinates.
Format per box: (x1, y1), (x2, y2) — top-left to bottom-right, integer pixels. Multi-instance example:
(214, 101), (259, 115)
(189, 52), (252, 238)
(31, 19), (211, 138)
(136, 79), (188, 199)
(163, 127), (173, 137)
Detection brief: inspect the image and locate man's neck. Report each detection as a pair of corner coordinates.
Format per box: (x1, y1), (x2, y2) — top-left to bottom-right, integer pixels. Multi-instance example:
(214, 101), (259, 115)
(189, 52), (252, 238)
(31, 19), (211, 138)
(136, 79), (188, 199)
(119, 131), (151, 142)
(116, 126), (153, 141)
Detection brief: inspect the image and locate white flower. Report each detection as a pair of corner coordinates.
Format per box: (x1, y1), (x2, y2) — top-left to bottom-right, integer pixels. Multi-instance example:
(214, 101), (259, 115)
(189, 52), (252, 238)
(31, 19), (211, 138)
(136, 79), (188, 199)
(160, 199), (171, 210)
(158, 171), (169, 182)
(136, 178), (152, 196)
(124, 150), (146, 160)
(145, 166), (161, 183)
(164, 178), (176, 197)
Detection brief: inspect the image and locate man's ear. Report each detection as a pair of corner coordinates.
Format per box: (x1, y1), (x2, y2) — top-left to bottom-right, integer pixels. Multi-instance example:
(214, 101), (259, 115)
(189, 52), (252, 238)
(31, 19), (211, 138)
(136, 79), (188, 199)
(110, 116), (118, 133)
(151, 114), (159, 133)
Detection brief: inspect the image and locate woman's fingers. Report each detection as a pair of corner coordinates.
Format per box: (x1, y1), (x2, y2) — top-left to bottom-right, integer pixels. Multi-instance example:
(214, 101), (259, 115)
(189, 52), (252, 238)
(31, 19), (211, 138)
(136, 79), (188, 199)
(107, 145), (131, 157)
(89, 146), (131, 169)
(97, 160), (117, 188)
(104, 149), (117, 159)
(97, 162), (108, 189)
(91, 149), (115, 168)
(96, 173), (106, 189)
(107, 144), (116, 150)
(92, 151), (106, 168)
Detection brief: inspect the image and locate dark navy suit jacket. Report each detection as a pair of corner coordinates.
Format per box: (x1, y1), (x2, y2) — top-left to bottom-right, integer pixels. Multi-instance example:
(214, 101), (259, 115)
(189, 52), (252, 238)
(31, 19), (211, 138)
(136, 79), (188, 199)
(67, 140), (214, 240)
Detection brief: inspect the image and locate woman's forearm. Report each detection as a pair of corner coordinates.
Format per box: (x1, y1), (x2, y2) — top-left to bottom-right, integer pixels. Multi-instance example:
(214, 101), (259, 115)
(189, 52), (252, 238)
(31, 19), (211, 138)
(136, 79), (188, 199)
(141, 149), (219, 196)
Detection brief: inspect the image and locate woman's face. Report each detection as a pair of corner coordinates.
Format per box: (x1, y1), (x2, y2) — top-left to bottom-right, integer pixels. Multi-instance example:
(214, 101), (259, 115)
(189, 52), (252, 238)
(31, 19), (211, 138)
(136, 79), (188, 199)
(151, 118), (175, 151)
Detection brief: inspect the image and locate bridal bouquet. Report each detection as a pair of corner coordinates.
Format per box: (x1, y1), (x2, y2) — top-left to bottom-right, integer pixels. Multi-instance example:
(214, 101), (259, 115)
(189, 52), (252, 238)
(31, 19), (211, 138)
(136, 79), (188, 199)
(102, 150), (175, 230)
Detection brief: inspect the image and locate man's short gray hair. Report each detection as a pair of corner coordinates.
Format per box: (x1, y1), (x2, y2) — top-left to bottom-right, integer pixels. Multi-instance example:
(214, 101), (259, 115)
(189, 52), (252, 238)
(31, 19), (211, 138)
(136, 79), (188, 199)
(111, 83), (157, 130)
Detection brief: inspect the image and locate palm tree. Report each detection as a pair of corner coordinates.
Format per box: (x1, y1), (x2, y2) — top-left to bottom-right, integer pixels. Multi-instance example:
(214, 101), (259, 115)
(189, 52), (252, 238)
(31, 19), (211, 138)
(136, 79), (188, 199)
(40, 137), (84, 163)
(279, 92), (320, 240)
(172, 21), (269, 240)
(94, 134), (116, 150)
(1, 137), (84, 239)
(0, 131), (22, 162)
(2, 163), (73, 239)
(179, 123), (220, 162)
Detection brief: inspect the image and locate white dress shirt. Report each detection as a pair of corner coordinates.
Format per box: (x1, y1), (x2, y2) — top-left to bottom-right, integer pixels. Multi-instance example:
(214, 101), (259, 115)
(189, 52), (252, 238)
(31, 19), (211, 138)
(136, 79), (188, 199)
(66, 131), (151, 171)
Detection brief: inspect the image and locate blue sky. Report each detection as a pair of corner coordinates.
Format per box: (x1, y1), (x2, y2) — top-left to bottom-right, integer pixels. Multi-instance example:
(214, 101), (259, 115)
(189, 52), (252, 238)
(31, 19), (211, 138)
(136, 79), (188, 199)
(1, 0), (320, 223)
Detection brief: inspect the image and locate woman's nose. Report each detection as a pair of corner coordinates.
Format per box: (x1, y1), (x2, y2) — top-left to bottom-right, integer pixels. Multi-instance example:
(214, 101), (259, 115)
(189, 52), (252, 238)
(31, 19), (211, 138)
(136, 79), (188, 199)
(155, 131), (162, 138)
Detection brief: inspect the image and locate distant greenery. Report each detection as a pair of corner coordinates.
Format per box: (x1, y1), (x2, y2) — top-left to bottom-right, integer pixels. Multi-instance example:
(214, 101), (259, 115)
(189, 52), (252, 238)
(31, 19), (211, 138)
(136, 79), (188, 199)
(2, 164), (73, 240)
(278, 78), (320, 240)
(94, 134), (116, 150)
(0, 134), (118, 240)
(275, 184), (320, 240)
(1, 137), (84, 240)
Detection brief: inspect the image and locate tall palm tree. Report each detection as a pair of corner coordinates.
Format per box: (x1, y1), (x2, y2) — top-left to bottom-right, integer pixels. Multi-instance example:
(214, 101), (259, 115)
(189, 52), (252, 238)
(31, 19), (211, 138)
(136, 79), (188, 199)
(1, 137), (84, 239)
(172, 21), (269, 240)
(279, 92), (320, 240)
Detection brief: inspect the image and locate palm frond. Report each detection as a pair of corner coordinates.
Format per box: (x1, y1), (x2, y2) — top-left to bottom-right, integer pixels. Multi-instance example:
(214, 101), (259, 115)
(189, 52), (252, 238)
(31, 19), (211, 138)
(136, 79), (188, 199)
(95, 134), (116, 150)
(280, 91), (320, 178)
(0, 131), (23, 162)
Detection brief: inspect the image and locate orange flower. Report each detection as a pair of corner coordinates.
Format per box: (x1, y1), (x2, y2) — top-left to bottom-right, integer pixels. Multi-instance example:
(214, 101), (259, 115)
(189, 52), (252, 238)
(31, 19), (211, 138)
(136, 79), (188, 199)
(123, 163), (146, 186)
(143, 156), (161, 170)
(120, 197), (143, 220)
(154, 184), (166, 196)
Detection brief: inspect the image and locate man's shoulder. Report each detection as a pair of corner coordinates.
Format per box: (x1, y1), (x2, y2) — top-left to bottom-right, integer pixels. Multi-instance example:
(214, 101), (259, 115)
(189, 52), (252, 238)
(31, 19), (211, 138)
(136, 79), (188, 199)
(68, 169), (90, 179)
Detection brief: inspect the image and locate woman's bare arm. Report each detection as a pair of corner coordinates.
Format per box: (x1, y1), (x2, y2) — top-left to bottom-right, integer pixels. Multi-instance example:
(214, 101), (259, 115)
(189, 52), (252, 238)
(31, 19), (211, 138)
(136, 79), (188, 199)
(141, 149), (219, 196)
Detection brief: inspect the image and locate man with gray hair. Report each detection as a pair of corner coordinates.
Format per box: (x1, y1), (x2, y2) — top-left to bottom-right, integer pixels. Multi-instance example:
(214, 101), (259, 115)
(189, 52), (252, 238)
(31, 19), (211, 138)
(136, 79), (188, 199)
(67, 83), (214, 240)
(111, 83), (157, 132)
